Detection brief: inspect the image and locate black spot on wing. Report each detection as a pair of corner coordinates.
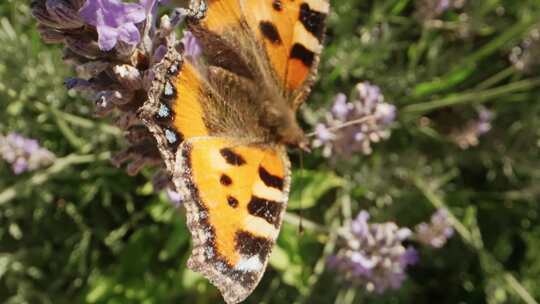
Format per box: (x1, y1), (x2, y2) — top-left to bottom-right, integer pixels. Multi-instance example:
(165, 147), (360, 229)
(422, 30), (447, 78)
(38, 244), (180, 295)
(259, 166), (284, 190)
(259, 21), (282, 45)
(227, 196), (239, 208)
(290, 43), (315, 68)
(299, 3), (327, 42)
(235, 230), (272, 260)
(247, 196), (283, 228)
(220, 148), (247, 166)
(220, 174), (233, 186)
(272, 0), (283, 11)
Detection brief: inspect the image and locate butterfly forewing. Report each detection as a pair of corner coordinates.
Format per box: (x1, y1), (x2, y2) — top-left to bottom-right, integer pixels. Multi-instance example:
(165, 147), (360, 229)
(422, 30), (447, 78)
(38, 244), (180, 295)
(189, 0), (329, 105)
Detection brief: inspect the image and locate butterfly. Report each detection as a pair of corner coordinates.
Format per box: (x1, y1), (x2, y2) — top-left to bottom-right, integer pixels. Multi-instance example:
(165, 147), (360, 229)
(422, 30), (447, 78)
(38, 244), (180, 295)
(140, 0), (329, 302)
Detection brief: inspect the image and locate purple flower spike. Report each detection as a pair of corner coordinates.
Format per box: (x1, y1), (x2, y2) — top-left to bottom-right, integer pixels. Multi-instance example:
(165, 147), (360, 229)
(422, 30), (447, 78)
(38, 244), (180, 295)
(0, 133), (56, 175)
(328, 210), (418, 293)
(313, 82), (396, 157)
(79, 0), (147, 51)
(415, 208), (454, 248)
(451, 106), (494, 149)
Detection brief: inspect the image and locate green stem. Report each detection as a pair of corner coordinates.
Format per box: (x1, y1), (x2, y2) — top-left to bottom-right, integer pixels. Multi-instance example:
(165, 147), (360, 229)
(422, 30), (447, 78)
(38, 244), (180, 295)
(283, 212), (329, 234)
(505, 274), (539, 304)
(0, 152), (110, 205)
(403, 78), (540, 115)
(475, 67), (516, 90)
(295, 199), (342, 304)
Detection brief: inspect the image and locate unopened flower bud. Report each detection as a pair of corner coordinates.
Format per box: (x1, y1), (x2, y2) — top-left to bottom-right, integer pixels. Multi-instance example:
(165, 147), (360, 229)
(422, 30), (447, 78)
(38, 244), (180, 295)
(36, 25), (65, 43)
(65, 36), (103, 59)
(45, 0), (84, 29)
(31, 1), (62, 28)
(113, 64), (143, 91)
(114, 112), (139, 130)
(75, 61), (109, 79)
(94, 93), (116, 116)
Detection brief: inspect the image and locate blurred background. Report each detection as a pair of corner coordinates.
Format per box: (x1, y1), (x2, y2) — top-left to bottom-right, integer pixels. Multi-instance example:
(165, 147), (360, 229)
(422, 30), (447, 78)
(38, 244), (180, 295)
(1, 0), (540, 303)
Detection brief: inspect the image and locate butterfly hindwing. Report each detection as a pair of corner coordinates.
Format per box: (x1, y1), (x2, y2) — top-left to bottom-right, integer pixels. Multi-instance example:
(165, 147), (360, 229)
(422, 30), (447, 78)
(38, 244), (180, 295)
(176, 137), (291, 304)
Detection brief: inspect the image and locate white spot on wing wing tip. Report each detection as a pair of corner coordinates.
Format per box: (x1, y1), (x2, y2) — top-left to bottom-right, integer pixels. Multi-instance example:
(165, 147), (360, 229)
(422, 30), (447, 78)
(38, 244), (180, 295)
(235, 255), (264, 272)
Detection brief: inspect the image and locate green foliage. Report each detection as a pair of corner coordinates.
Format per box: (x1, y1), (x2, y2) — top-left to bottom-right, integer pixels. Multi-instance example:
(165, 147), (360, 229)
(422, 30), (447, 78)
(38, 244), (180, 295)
(2, 0), (540, 303)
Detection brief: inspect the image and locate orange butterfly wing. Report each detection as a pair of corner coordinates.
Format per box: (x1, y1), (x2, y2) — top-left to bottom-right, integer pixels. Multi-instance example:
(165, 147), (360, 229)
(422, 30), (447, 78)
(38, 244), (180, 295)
(176, 137), (291, 304)
(141, 46), (210, 172)
(192, 0), (329, 98)
(242, 0), (329, 92)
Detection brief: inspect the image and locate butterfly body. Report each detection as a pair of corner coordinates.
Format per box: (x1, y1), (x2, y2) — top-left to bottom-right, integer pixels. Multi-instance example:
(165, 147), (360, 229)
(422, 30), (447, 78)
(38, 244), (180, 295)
(140, 0), (328, 302)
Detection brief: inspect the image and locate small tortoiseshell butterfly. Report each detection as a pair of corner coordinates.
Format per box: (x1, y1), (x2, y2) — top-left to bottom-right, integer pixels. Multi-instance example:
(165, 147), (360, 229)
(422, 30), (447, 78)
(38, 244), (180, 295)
(140, 0), (329, 302)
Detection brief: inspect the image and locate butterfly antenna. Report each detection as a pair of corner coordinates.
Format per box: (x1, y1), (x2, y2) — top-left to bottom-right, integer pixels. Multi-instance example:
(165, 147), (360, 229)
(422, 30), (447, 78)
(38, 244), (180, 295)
(298, 150), (305, 235)
(305, 115), (376, 138)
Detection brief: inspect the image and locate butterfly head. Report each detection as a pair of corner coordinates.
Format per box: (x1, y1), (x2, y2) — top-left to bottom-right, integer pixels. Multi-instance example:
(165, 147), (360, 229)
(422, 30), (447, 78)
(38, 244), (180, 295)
(261, 102), (310, 152)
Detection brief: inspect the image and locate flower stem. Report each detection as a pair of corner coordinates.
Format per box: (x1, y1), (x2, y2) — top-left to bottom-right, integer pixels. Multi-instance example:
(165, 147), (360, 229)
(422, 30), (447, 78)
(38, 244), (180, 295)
(0, 152), (110, 205)
(402, 78), (540, 115)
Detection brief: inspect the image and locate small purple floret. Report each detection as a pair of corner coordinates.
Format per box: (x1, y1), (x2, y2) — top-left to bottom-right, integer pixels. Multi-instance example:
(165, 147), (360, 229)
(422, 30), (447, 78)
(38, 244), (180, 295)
(79, 0), (150, 51)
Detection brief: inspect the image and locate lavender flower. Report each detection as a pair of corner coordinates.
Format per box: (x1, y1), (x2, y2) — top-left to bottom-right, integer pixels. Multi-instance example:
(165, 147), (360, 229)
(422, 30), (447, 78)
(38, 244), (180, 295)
(0, 133), (56, 175)
(32, 1), (203, 187)
(510, 26), (540, 73)
(415, 0), (466, 20)
(313, 82), (396, 157)
(328, 211), (418, 293)
(450, 106), (494, 149)
(415, 209), (454, 248)
(181, 30), (202, 59)
(79, 0), (148, 51)
(33, 0), (181, 175)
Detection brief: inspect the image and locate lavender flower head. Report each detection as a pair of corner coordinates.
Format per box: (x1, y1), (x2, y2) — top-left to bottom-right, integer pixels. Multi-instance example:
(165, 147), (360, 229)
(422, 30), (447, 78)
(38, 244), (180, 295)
(451, 106), (494, 149)
(313, 82), (396, 157)
(415, 0), (466, 20)
(0, 133), (56, 175)
(415, 208), (454, 248)
(33, 0), (184, 176)
(328, 211), (418, 293)
(510, 26), (540, 73)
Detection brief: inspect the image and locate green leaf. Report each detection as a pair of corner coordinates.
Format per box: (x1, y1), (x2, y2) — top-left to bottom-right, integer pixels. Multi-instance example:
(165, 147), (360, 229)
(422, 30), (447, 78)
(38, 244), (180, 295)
(159, 217), (189, 261)
(182, 269), (204, 289)
(269, 245), (290, 271)
(86, 276), (113, 303)
(413, 65), (476, 97)
(147, 199), (175, 223)
(288, 170), (344, 210)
